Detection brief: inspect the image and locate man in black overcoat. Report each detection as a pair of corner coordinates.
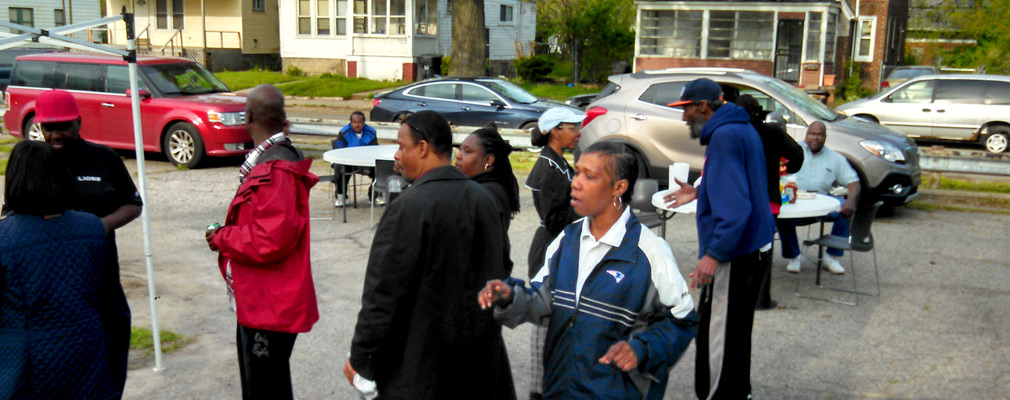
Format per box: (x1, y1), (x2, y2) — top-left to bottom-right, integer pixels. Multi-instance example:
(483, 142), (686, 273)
(344, 110), (516, 400)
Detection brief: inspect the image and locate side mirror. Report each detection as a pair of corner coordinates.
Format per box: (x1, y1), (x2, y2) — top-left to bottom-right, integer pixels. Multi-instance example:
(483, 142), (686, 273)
(126, 88), (151, 99)
(490, 99), (506, 108)
(883, 95), (892, 103)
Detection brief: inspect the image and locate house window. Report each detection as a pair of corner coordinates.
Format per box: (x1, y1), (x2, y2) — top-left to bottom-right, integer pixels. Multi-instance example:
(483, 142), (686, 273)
(639, 10), (702, 58)
(390, 0), (406, 35)
(415, 0), (437, 35)
(253, 0), (265, 12)
(353, 0), (367, 33)
(730, 11), (773, 60)
(336, 0), (347, 34)
(824, 13), (837, 63)
(317, 0), (331, 35)
(156, 0), (184, 29)
(805, 12), (821, 62)
(298, 0), (311, 34)
(707, 11), (734, 58)
(855, 16), (876, 62)
(8, 8), (33, 34)
(54, 9), (65, 27)
(500, 4), (514, 23)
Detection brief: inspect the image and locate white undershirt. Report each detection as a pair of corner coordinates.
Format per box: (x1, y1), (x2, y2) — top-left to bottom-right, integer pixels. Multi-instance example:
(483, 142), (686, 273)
(575, 207), (631, 303)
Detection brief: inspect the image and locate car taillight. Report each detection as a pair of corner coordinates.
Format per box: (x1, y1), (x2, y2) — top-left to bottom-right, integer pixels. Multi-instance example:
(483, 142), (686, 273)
(582, 106), (607, 128)
(372, 98), (381, 107)
(880, 81), (890, 89)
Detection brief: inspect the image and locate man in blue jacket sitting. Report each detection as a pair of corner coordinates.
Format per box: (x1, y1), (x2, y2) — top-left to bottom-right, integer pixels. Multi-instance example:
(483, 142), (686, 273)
(332, 111), (378, 207)
(667, 78), (776, 400)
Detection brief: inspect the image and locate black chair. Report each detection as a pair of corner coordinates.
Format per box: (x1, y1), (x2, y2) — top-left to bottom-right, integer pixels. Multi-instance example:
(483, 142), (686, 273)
(311, 174), (339, 221)
(369, 159), (407, 226)
(796, 200), (883, 306)
(630, 179), (666, 239)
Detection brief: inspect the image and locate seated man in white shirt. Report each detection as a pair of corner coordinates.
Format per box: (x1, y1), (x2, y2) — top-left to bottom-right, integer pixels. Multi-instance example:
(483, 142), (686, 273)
(778, 121), (861, 274)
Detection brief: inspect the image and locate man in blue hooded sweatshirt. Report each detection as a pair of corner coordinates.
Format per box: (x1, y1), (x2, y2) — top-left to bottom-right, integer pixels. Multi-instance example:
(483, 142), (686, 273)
(667, 78), (775, 400)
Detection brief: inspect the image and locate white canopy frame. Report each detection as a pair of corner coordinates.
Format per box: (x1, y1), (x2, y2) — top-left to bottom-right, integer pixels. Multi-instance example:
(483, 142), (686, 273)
(0, 9), (164, 371)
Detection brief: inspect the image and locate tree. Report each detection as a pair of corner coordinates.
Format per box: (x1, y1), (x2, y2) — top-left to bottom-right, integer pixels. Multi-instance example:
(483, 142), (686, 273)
(450, 0), (487, 76)
(933, 0), (1010, 74)
(537, 0), (635, 84)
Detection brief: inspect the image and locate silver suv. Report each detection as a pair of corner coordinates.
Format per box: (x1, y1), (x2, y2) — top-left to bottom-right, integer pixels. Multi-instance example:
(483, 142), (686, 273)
(578, 68), (921, 207)
(835, 74), (1010, 154)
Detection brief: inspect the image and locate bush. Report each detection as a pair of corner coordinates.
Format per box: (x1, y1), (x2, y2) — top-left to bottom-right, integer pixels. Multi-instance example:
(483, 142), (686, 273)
(286, 66), (304, 77)
(441, 56), (451, 76)
(513, 54), (555, 82)
(835, 62), (873, 102)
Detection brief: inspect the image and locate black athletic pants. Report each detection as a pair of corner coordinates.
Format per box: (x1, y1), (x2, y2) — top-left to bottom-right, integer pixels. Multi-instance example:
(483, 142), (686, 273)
(695, 249), (770, 400)
(236, 324), (298, 400)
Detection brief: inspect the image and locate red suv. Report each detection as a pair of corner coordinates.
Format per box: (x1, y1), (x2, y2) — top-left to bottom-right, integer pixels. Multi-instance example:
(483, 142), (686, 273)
(3, 52), (251, 167)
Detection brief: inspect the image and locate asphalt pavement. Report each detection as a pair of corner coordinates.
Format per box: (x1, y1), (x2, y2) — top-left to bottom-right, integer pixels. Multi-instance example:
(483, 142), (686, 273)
(96, 155), (1010, 400)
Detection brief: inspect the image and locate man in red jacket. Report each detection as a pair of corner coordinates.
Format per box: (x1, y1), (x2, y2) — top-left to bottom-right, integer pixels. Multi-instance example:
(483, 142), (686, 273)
(206, 84), (319, 400)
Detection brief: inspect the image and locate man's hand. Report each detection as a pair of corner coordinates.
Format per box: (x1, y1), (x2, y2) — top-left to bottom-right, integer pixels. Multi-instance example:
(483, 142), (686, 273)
(343, 360), (356, 386)
(598, 341), (638, 371)
(205, 227), (220, 252)
(477, 280), (512, 310)
(663, 179), (698, 208)
(688, 255), (719, 290)
(840, 199), (857, 218)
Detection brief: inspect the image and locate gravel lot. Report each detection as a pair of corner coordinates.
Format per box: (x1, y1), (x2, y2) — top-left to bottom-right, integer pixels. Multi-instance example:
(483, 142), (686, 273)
(88, 151), (1010, 399)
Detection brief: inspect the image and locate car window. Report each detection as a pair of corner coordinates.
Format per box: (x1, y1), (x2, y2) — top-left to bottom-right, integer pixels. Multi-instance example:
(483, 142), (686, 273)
(58, 63), (105, 92)
(891, 80), (934, 103)
(410, 83), (456, 100)
(934, 79), (987, 105)
(752, 75), (836, 121)
(984, 81), (1010, 105)
(889, 68), (934, 80)
(739, 88), (797, 125)
(476, 79), (538, 104)
(638, 81), (686, 106)
(10, 60), (56, 87)
(105, 65), (147, 94)
(141, 62), (229, 96)
(461, 84), (499, 103)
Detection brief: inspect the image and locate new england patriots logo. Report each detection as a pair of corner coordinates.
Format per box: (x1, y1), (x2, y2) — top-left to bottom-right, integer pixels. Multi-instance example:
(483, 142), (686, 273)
(606, 270), (625, 284)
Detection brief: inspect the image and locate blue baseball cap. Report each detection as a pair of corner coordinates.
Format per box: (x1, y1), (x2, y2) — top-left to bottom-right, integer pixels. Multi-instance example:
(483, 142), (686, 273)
(667, 78), (723, 107)
(538, 107), (586, 132)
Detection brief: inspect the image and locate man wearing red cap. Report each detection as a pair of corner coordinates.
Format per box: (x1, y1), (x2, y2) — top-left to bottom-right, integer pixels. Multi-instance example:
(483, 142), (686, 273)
(34, 89), (144, 397)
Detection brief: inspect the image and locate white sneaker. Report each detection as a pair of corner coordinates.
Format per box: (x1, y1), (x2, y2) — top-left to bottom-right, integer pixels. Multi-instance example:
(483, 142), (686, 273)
(823, 254), (845, 275)
(786, 256), (801, 273)
(373, 195), (385, 206)
(335, 194), (346, 207)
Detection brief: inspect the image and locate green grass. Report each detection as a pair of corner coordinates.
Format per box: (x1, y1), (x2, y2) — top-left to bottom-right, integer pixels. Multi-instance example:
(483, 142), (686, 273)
(216, 69), (304, 91)
(921, 174), (1010, 194)
(0, 159), (7, 175)
(277, 74), (402, 99)
(518, 82), (600, 102)
(130, 326), (192, 354)
(907, 200), (1010, 215)
(509, 151), (539, 173)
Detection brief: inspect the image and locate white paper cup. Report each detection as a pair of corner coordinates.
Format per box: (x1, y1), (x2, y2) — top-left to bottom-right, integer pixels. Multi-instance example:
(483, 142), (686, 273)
(669, 162), (690, 188)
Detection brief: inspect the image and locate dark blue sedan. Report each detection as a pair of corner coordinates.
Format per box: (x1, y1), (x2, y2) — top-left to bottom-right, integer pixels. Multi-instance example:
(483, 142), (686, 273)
(370, 77), (579, 130)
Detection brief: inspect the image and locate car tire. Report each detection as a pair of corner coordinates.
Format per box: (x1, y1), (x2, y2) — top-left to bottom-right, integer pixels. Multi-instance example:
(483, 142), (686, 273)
(23, 115), (45, 141)
(393, 112), (412, 123)
(520, 121), (537, 132)
(163, 122), (206, 168)
(983, 128), (1008, 153)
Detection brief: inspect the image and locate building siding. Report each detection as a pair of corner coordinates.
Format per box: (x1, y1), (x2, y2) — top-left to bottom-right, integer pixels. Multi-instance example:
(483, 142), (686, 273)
(242, 0), (280, 54)
(2, 0), (100, 41)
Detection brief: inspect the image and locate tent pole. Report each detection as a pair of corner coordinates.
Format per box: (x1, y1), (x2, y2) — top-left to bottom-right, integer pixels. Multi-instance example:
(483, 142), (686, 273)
(124, 8), (163, 372)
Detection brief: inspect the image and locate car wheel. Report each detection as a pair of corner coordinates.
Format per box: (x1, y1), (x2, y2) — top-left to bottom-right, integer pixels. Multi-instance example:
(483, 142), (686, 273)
(854, 114), (879, 124)
(520, 121), (537, 132)
(24, 116), (45, 141)
(983, 128), (1008, 153)
(163, 122), (206, 168)
(393, 112), (412, 123)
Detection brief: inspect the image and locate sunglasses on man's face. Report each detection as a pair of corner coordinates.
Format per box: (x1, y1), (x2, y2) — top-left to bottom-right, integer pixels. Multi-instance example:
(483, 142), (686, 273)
(41, 121), (75, 132)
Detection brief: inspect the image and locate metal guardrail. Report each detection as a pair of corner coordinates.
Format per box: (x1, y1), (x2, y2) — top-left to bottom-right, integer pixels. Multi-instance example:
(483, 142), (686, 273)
(919, 154), (1010, 176)
(288, 117), (533, 148)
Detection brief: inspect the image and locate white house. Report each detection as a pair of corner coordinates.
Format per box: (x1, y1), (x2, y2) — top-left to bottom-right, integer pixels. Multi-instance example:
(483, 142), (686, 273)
(279, 0), (537, 81)
(3, 0), (101, 41)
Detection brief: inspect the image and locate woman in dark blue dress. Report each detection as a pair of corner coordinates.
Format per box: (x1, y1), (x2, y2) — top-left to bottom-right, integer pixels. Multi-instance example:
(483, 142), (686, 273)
(0, 141), (118, 399)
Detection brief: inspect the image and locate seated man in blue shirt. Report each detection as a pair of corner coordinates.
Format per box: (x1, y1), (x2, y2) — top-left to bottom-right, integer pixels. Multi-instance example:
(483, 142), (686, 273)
(778, 121), (861, 274)
(332, 111), (378, 207)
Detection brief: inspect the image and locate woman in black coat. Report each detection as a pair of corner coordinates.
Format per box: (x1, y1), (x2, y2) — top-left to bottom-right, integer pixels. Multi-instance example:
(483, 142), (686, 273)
(523, 107), (585, 400)
(456, 124), (521, 275)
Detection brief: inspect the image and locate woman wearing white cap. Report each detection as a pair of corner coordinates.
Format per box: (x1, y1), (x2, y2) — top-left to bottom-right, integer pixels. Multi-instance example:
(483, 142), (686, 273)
(523, 106), (585, 400)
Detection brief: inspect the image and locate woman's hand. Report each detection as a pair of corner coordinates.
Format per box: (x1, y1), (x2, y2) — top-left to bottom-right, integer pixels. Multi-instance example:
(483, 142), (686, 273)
(477, 280), (512, 309)
(205, 227), (220, 252)
(599, 341), (638, 371)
